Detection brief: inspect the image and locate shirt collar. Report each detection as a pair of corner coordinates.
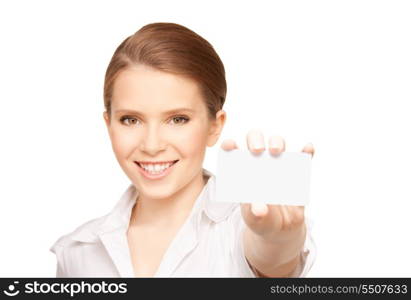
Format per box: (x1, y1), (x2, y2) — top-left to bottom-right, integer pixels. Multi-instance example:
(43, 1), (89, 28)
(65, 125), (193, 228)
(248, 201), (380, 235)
(69, 168), (238, 243)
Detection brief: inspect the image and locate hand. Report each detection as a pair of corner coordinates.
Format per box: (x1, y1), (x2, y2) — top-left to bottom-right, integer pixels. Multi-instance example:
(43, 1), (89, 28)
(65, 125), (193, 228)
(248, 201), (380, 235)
(220, 129), (315, 244)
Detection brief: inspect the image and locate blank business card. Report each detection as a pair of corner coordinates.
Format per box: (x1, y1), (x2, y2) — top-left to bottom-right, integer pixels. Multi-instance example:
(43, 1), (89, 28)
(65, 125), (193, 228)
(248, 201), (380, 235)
(215, 148), (312, 206)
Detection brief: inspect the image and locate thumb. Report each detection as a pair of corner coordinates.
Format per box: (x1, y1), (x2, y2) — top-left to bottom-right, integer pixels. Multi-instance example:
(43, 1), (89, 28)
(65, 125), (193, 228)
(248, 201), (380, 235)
(250, 203), (268, 217)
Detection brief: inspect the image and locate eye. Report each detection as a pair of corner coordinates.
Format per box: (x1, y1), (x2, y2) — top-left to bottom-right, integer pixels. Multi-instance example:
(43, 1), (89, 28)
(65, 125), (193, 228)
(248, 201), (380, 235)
(119, 116), (139, 126)
(119, 115), (190, 126)
(170, 116), (190, 125)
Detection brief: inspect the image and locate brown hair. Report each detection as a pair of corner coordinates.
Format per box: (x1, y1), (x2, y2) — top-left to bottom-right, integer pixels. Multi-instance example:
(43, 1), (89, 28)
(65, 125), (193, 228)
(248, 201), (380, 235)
(103, 22), (227, 120)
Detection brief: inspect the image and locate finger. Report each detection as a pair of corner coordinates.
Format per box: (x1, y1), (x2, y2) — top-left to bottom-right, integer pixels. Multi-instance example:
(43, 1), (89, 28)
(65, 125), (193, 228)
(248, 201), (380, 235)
(246, 129), (265, 154)
(268, 135), (285, 156)
(292, 205), (305, 226)
(302, 142), (315, 158)
(250, 203), (269, 217)
(241, 203), (272, 234)
(279, 205), (292, 230)
(221, 139), (238, 151)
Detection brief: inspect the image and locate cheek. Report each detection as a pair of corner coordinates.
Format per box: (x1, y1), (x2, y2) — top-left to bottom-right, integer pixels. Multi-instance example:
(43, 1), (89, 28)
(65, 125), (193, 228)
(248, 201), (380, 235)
(110, 131), (135, 158)
(109, 123), (209, 159)
(175, 126), (208, 157)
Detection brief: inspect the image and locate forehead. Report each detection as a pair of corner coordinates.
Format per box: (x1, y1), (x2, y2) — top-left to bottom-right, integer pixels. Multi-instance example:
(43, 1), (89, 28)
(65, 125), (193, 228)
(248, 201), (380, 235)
(111, 65), (203, 112)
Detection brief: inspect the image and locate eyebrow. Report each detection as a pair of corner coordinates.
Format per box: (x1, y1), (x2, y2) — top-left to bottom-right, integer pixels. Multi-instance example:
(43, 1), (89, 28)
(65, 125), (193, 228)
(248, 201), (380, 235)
(114, 108), (196, 115)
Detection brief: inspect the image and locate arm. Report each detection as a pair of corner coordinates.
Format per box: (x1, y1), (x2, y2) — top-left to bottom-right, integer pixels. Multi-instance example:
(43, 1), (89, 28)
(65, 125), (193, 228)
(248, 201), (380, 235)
(50, 243), (67, 277)
(220, 131), (315, 278)
(243, 221), (306, 277)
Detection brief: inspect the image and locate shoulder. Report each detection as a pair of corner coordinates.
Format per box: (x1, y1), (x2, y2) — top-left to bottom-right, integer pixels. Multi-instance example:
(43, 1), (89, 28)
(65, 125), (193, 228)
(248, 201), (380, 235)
(50, 214), (107, 251)
(49, 182), (136, 252)
(49, 214), (114, 277)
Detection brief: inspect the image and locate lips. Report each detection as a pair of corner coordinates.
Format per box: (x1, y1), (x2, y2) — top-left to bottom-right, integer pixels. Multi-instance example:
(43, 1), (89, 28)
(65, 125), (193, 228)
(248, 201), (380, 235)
(135, 160), (179, 167)
(134, 159), (179, 180)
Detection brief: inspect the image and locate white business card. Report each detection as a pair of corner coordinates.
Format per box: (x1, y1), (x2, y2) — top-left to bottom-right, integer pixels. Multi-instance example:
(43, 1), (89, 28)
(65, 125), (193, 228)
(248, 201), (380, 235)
(215, 148), (312, 206)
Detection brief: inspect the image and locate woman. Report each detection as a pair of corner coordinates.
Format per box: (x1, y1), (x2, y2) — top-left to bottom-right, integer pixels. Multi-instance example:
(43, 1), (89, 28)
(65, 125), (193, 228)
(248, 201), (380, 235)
(50, 22), (316, 277)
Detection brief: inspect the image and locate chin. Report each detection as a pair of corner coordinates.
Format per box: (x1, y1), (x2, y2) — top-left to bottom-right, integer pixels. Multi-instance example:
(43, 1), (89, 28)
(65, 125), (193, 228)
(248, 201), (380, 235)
(139, 187), (177, 201)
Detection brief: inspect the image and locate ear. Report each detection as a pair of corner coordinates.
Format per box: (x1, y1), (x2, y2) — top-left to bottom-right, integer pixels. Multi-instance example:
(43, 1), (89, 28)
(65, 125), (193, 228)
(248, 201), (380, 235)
(103, 111), (111, 134)
(207, 110), (226, 147)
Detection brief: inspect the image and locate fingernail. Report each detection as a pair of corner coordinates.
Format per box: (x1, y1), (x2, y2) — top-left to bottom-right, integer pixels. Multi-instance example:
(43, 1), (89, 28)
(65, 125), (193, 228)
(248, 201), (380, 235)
(251, 203), (268, 217)
(269, 136), (283, 152)
(221, 139), (237, 150)
(247, 129), (265, 150)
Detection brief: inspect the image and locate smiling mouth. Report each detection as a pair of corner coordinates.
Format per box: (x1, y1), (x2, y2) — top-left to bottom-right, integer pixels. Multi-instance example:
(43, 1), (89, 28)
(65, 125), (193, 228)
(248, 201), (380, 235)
(134, 159), (179, 179)
(135, 160), (179, 168)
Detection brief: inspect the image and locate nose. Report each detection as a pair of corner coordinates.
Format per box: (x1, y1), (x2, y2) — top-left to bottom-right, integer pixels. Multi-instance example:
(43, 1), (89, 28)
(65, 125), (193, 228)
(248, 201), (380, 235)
(139, 125), (166, 155)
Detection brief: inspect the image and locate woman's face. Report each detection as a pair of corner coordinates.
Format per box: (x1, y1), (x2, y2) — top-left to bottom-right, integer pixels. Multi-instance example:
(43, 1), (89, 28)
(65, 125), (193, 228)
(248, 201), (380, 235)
(103, 64), (225, 200)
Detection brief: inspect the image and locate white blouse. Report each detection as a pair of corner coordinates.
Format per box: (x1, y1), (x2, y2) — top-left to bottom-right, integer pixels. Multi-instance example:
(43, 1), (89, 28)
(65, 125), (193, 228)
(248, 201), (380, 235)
(50, 168), (316, 277)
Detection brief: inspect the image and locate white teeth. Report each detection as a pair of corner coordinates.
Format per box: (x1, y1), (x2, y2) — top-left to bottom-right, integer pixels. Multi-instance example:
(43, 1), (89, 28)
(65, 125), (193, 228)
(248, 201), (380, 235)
(140, 162), (174, 174)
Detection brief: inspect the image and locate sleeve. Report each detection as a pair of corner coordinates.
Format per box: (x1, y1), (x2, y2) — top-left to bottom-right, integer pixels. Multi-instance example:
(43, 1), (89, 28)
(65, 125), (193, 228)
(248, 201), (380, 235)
(229, 206), (316, 278)
(288, 216), (316, 278)
(229, 206), (258, 277)
(49, 243), (68, 277)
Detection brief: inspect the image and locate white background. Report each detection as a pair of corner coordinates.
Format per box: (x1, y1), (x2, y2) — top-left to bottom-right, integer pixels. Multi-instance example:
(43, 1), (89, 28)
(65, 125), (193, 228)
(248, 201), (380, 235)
(0, 0), (410, 277)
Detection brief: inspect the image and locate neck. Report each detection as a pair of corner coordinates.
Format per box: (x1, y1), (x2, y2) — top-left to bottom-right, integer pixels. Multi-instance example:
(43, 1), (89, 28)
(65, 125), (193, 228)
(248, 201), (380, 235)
(129, 170), (209, 229)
